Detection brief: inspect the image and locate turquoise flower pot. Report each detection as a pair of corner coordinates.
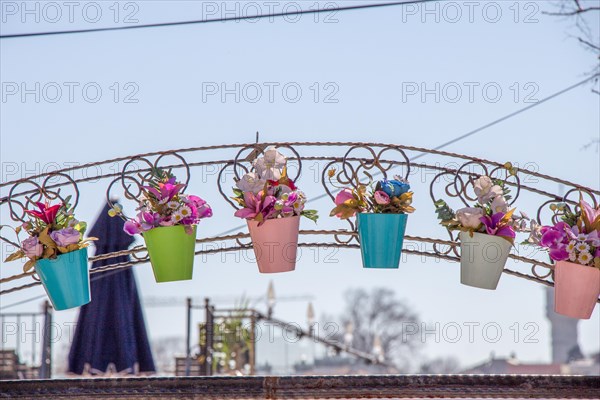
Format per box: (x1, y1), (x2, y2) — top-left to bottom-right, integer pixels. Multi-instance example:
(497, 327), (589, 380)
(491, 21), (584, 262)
(357, 213), (408, 269)
(35, 248), (91, 311)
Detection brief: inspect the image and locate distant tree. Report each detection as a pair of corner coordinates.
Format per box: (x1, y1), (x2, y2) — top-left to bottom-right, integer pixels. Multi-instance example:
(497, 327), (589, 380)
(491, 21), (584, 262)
(337, 287), (421, 370)
(419, 356), (461, 374)
(545, 0), (600, 81)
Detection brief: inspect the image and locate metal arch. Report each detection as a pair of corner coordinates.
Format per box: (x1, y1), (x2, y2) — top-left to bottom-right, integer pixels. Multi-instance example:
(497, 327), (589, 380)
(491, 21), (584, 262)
(1, 142), (599, 297)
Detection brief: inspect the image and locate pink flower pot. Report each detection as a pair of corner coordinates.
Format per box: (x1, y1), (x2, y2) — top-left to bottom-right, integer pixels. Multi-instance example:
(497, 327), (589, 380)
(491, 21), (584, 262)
(247, 216), (300, 273)
(554, 261), (600, 319)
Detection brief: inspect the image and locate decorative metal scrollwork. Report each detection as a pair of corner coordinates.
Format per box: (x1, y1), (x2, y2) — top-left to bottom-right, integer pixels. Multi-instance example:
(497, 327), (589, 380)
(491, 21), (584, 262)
(536, 187), (599, 225)
(428, 160), (521, 257)
(6, 173), (80, 224)
(320, 144), (411, 243)
(105, 152), (190, 219)
(321, 144), (411, 201)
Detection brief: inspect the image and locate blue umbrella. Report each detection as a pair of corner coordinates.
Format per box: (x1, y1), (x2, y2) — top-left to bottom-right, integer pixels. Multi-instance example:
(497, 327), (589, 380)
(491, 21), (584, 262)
(68, 203), (155, 375)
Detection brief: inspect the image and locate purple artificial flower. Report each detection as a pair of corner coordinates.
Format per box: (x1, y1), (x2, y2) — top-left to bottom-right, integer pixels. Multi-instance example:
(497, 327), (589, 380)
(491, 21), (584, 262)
(143, 177), (185, 203)
(187, 195), (212, 221)
(124, 220), (142, 236)
(49, 227), (81, 247)
(538, 222), (572, 261)
(479, 212), (516, 239)
(22, 236), (43, 258)
(549, 245), (569, 261)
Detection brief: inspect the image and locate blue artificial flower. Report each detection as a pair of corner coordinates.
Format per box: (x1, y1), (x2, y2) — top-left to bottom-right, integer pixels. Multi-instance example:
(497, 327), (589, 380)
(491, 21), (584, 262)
(380, 179), (410, 197)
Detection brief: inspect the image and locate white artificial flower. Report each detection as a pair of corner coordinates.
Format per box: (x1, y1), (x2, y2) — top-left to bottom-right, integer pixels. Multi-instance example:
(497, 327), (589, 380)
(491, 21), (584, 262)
(236, 172), (267, 194)
(566, 240), (576, 252)
(569, 251), (577, 262)
(172, 211), (184, 223)
(456, 207), (485, 229)
(491, 195), (508, 214)
(576, 242), (590, 253)
(167, 200), (179, 209)
(578, 251), (592, 265)
(253, 147), (286, 180)
(473, 176), (493, 202)
(177, 205), (192, 218)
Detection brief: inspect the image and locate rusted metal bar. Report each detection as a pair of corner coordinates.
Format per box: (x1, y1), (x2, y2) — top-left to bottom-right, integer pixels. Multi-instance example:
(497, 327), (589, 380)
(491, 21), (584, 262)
(0, 375), (598, 398)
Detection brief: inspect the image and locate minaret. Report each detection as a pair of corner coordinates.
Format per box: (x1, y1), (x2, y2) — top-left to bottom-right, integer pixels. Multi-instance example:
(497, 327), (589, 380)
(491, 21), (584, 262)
(546, 288), (581, 363)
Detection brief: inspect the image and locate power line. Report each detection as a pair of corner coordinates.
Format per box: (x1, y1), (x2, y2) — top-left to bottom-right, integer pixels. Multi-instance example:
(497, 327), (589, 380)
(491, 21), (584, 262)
(0, 75), (596, 310)
(215, 74), (598, 237)
(0, 0), (436, 39)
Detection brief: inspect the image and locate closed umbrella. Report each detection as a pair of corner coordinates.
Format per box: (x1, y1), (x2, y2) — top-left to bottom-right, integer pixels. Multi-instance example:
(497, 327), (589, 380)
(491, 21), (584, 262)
(68, 203), (155, 375)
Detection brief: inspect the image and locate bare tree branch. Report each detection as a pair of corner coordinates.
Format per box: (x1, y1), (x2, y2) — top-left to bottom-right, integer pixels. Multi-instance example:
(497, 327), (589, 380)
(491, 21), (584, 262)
(578, 37), (600, 51)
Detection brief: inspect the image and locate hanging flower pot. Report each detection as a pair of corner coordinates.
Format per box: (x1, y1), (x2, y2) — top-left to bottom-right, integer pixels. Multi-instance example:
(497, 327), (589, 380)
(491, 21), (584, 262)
(4, 199), (96, 311)
(232, 146), (319, 274)
(459, 231), (512, 290)
(329, 176), (415, 270)
(247, 216), (300, 273)
(35, 247), (91, 311)
(357, 213), (408, 269)
(554, 261), (600, 319)
(112, 168), (213, 284)
(143, 225), (197, 283)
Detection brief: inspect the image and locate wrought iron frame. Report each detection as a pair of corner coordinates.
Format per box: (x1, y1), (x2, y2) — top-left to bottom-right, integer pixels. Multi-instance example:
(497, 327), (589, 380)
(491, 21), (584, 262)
(1, 142), (599, 301)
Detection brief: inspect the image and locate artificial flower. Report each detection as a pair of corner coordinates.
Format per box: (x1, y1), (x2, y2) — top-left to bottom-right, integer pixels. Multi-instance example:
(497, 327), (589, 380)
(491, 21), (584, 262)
(479, 211), (516, 240)
(236, 172), (267, 194)
(455, 207), (484, 229)
(374, 190), (390, 205)
(253, 147), (286, 181)
(380, 179), (410, 198)
(114, 170), (212, 236)
(49, 227), (81, 247)
(25, 202), (61, 225)
(22, 236), (43, 258)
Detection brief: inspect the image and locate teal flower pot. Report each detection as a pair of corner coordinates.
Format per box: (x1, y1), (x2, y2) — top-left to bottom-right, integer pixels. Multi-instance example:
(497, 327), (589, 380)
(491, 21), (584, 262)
(35, 248), (91, 311)
(357, 213), (408, 269)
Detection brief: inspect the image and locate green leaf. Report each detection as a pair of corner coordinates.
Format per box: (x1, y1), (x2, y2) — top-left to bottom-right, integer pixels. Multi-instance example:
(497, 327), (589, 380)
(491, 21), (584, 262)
(301, 209), (319, 223)
(73, 221), (87, 235)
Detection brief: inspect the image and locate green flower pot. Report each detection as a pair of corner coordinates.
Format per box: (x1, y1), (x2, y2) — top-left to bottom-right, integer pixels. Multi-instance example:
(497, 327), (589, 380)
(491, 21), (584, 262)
(143, 225), (197, 283)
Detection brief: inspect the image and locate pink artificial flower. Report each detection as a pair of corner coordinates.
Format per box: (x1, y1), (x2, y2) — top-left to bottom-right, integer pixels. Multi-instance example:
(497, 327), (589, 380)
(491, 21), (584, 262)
(159, 217), (174, 227)
(143, 177), (185, 203)
(334, 188), (354, 206)
(234, 192), (276, 221)
(374, 190), (390, 205)
(581, 200), (600, 227)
